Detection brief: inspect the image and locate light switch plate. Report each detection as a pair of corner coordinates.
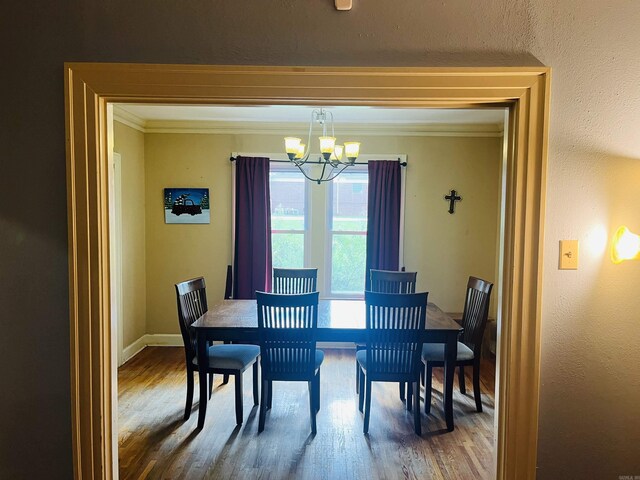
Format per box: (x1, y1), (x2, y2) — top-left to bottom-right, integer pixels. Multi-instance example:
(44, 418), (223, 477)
(559, 240), (579, 270)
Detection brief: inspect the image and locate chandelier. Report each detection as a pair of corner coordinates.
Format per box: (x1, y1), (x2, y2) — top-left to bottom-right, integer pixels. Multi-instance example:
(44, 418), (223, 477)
(284, 108), (361, 184)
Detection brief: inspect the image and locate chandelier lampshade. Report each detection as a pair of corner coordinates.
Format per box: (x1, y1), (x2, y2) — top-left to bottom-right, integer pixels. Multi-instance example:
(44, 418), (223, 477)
(283, 108), (361, 183)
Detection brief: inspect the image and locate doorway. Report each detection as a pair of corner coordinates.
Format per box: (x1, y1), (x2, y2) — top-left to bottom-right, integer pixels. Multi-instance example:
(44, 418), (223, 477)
(65, 63), (549, 480)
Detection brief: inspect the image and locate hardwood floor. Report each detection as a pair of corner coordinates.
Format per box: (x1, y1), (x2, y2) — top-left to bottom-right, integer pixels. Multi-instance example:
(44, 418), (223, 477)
(118, 347), (495, 480)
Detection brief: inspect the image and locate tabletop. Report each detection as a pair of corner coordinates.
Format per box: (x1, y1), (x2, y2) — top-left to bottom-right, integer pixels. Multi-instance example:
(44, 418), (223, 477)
(192, 299), (461, 332)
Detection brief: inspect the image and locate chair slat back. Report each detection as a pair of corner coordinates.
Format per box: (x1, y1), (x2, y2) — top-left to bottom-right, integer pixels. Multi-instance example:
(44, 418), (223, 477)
(256, 291), (319, 380)
(370, 269), (417, 294)
(364, 291), (428, 381)
(273, 268), (318, 294)
(175, 277), (208, 361)
(459, 276), (494, 355)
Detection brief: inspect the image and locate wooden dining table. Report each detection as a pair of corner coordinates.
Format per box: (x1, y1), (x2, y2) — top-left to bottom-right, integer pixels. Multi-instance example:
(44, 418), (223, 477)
(191, 299), (462, 431)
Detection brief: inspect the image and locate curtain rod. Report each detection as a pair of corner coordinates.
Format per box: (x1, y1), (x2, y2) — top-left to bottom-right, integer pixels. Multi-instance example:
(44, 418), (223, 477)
(229, 156), (407, 167)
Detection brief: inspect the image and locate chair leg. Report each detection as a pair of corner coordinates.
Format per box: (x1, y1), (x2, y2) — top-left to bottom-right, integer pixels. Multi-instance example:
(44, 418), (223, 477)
(413, 380), (421, 436)
(208, 372), (214, 399)
(308, 380), (317, 434)
(406, 381), (413, 412)
(358, 366), (365, 413)
(222, 341), (231, 385)
(355, 361), (360, 394)
(315, 370), (321, 412)
(234, 373), (243, 425)
(252, 361), (259, 406)
(473, 359), (483, 412)
(399, 382), (406, 402)
(458, 365), (466, 394)
(425, 363), (433, 414)
(267, 380), (273, 410)
(184, 370), (194, 420)
(258, 379), (268, 433)
(363, 378), (372, 434)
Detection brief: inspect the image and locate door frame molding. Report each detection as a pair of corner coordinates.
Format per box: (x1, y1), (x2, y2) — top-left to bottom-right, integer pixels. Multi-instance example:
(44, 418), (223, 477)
(64, 63), (550, 479)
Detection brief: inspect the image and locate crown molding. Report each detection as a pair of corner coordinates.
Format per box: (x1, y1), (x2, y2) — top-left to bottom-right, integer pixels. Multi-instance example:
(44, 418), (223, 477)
(112, 106), (146, 132)
(112, 114), (503, 138)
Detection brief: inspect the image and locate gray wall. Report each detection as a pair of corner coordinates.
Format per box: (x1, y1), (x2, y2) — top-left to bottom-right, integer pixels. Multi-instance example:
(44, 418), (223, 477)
(2, 1), (639, 478)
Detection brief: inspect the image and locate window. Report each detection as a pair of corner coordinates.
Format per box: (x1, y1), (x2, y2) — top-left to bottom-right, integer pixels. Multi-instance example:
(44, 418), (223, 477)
(269, 168), (307, 268)
(262, 156), (404, 299)
(327, 169), (368, 296)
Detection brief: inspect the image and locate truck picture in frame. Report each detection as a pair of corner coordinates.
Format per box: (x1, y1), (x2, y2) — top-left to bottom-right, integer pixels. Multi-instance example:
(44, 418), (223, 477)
(164, 188), (210, 224)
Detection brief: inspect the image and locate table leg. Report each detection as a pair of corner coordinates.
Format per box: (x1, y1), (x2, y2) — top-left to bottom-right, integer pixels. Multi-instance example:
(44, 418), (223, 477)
(443, 334), (457, 432)
(196, 332), (208, 429)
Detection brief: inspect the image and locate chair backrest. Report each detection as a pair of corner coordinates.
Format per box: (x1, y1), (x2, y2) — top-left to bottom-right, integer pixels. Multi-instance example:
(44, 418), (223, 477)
(175, 277), (208, 362)
(459, 276), (494, 355)
(224, 265), (233, 299)
(364, 291), (428, 381)
(272, 267), (318, 294)
(370, 269), (417, 294)
(256, 291), (319, 381)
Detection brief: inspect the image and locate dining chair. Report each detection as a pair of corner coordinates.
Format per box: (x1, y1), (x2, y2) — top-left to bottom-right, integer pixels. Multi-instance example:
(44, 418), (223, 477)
(221, 264), (234, 385)
(224, 265), (233, 300)
(175, 277), (260, 425)
(356, 269), (418, 400)
(422, 276), (493, 414)
(256, 291), (323, 433)
(357, 291), (428, 435)
(369, 269), (418, 294)
(272, 267), (318, 294)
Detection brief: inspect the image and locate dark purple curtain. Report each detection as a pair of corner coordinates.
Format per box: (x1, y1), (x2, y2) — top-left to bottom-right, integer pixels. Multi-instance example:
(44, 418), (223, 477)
(233, 156), (272, 299)
(365, 160), (401, 290)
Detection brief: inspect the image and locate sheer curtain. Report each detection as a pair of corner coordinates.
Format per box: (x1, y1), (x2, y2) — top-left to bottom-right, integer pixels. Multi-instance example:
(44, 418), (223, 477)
(365, 160), (401, 291)
(233, 156), (273, 299)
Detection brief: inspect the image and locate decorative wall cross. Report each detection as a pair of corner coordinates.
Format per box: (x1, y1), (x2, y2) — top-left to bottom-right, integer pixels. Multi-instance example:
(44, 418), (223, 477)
(444, 189), (462, 214)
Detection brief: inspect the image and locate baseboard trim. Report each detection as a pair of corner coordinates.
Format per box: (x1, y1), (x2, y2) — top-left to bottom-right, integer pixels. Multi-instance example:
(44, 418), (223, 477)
(145, 333), (183, 347)
(121, 334), (183, 364)
(122, 336), (354, 364)
(121, 336), (147, 364)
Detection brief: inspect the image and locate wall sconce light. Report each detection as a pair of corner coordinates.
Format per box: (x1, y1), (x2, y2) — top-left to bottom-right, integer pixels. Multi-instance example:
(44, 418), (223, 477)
(611, 226), (640, 263)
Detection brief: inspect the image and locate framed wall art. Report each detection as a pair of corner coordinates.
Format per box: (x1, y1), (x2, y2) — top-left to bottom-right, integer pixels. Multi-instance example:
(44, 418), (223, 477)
(164, 188), (210, 224)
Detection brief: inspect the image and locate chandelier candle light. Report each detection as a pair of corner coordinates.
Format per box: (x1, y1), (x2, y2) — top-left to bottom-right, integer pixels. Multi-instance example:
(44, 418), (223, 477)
(284, 108), (361, 184)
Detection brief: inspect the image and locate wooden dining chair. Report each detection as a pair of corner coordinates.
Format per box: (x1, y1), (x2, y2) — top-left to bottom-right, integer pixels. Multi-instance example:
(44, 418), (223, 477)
(369, 269), (417, 293)
(357, 291), (428, 435)
(356, 269), (418, 400)
(224, 265), (233, 300)
(256, 291), (323, 434)
(175, 277), (260, 425)
(272, 267), (318, 294)
(422, 276), (493, 414)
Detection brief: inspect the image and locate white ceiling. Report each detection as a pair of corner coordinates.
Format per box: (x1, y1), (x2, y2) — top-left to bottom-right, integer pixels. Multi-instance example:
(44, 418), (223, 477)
(115, 104), (505, 125)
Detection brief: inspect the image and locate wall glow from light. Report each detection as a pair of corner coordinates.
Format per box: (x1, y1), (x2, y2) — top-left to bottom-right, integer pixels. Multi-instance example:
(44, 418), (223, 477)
(584, 224), (609, 258)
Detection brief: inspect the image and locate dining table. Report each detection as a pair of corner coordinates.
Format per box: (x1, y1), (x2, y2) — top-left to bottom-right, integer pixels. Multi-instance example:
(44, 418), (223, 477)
(191, 299), (463, 431)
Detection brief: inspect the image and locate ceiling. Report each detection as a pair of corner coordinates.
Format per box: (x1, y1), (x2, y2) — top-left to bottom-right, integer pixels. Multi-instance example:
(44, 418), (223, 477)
(114, 104), (506, 125)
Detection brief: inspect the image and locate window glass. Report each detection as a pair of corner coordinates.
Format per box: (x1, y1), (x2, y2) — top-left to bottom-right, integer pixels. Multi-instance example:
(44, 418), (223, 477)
(329, 171), (368, 295)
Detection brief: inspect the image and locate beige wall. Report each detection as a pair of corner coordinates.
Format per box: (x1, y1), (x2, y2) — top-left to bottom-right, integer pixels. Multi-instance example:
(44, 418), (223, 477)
(5, 1), (640, 478)
(113, 122), (147, 348)
(144, 133), (234, 334)
(143, 131), (501, 334)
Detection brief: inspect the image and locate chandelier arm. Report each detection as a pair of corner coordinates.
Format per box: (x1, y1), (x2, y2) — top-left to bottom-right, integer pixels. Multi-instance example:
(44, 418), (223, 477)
(322, 164), (350, 182)
(295, 163), (327, 184)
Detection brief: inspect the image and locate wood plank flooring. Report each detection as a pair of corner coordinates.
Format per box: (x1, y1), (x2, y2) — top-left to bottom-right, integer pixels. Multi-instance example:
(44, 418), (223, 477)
(118, 347), (495, 480)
